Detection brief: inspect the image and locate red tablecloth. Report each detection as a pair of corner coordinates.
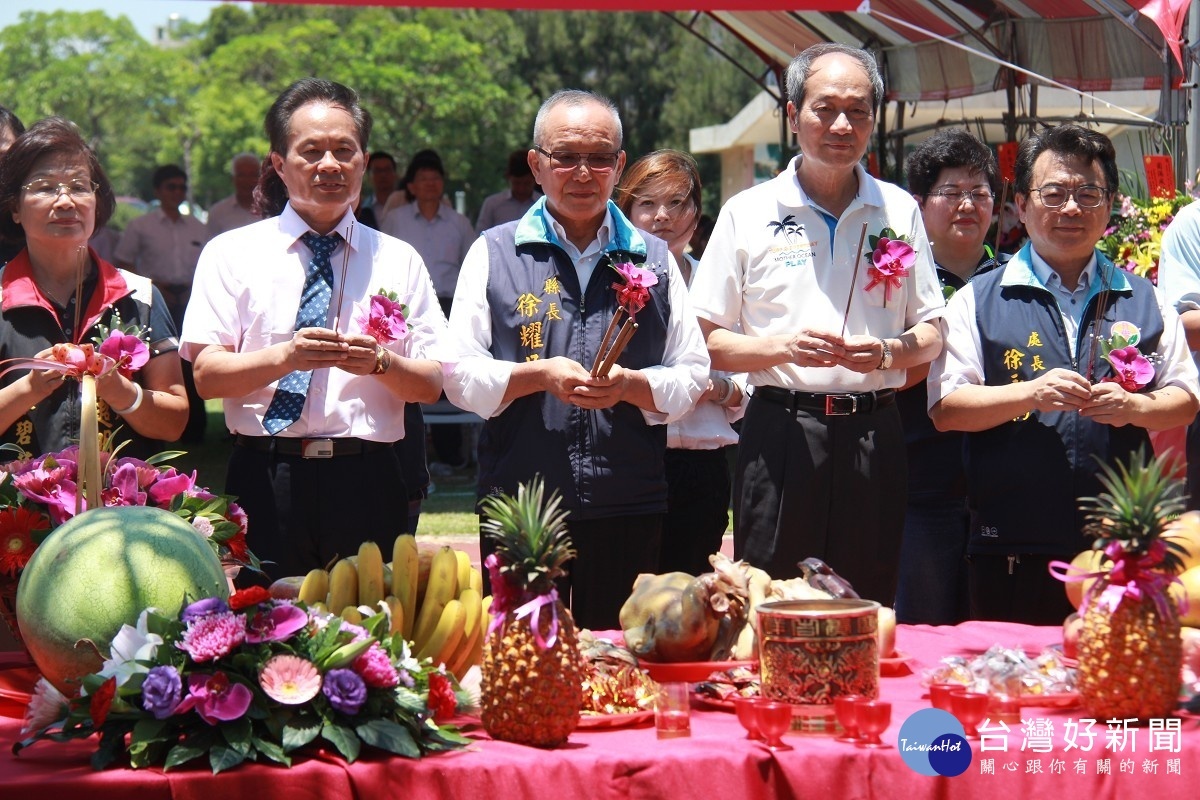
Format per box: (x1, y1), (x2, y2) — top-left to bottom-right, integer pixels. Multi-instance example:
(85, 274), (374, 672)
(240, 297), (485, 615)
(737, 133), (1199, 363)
(1, 621), (1196, 799)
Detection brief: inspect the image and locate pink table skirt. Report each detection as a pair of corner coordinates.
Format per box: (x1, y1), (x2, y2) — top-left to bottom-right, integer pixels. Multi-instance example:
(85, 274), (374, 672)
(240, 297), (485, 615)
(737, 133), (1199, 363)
(1, 621), (1196, 799)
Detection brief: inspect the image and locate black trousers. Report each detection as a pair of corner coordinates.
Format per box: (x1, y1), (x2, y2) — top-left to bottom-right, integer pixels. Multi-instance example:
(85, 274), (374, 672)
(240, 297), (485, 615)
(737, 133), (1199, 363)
(480, 512), (663, 631)
(227, 443), (408, 583)
(661, 447), (732, 576)
(734, 393), (906, 604)
(966, 553), (1075, 625)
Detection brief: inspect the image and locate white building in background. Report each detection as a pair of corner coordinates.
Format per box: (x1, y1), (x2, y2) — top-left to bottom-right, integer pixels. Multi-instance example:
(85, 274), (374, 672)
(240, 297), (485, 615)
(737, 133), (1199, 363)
(692, 89), (1163, 204)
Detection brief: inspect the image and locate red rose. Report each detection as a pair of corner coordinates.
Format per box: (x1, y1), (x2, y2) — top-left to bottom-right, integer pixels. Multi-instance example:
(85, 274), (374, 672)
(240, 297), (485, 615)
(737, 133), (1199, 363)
(229, 586), (271, 611)
(426, 671), (457, 723)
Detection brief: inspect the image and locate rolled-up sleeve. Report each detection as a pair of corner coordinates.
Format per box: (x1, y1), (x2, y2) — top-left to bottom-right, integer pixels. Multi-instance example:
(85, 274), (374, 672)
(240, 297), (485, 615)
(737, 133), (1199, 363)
(444, 237), (513, 419)
(639, 258), (709, 424)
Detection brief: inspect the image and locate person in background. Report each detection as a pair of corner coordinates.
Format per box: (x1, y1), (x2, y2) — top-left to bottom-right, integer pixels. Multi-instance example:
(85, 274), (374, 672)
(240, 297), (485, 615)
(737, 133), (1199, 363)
(0, 106), (27, 267)
(476, 148), (540, 233)
(181, 78), (448, 581)
(206, 152), (262, 238)
(357, 150), (398, 229)
(116, 163), (209, 442)
(444, 90), (708, 629)
(894, 128), (1005, 625)
(615, 149), (742, 576)
(689, 43), (944, 603)
(383, 148), (476, 473)
(929, 123), (1199, 624)
(0, 116), (187, 457)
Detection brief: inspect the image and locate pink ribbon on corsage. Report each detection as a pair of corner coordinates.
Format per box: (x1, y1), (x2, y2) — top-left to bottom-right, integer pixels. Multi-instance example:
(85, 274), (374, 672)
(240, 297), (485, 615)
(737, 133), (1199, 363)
(864, 238), (914, 306)
(1049, 539), (1185, 619)
(611, 262), (658, 318)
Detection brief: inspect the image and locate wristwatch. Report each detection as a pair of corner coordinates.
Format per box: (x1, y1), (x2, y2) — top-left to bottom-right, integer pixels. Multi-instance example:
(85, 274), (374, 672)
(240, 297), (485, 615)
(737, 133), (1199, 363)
(875, 338), (893, 370)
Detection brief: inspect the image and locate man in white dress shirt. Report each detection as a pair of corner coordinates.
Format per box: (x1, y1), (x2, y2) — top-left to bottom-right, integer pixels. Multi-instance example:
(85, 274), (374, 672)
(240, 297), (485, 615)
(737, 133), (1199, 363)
(181, 78), (447, 581)
(206, 152), (261, 238)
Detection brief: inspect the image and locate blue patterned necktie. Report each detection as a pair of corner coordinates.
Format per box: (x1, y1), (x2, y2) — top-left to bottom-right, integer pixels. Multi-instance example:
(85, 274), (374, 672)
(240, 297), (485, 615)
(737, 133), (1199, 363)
(263, 231), (340, 435)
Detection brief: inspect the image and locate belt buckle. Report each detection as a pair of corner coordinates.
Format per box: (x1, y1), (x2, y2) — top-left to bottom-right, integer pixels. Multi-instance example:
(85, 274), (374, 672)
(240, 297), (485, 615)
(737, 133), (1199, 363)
(824, 394), (857, 416)
(301, 438), (335, 459)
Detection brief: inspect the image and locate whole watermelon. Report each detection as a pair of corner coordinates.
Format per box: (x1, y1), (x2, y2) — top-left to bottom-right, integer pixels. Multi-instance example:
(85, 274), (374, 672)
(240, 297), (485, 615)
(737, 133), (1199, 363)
(16, 506), (230, 693)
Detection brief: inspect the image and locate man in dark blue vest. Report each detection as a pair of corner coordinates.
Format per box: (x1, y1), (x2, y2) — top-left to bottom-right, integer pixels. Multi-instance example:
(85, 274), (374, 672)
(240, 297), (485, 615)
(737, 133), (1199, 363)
(445, 90), (709, 629)
(929, 124), (1199, 624)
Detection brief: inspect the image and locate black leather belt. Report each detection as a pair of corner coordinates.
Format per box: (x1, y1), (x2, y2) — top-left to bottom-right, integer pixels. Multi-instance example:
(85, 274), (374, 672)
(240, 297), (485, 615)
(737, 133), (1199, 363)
(754, 385), (896, 416)
(235, 434), (390, 459)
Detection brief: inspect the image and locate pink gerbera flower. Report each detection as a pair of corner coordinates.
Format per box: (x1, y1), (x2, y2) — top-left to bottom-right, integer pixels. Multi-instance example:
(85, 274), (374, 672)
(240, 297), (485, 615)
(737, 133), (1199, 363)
(259, 654), (322, 705)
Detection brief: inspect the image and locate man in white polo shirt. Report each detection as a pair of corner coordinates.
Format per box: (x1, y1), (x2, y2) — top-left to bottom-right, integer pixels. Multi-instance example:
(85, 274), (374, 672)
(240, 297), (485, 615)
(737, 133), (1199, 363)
(689, 43), (944, 604)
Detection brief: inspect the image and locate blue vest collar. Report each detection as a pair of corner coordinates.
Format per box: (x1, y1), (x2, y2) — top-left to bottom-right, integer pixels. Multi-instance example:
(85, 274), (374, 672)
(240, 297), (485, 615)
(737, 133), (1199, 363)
(1000, 242), (1130, 307)
(513, 196), (648, 257)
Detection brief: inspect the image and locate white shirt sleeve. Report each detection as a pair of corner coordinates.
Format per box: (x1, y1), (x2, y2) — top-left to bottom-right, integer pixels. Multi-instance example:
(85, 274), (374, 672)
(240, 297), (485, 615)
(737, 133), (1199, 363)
(1152, 290), (1200, 396)
(640, 257), (709, 424)
(927, 283), (983, 410)
(444, 237), (513, 418)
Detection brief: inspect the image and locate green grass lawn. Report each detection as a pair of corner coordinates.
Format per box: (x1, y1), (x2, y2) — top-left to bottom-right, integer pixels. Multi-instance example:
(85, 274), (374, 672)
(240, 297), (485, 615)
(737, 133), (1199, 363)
(174, 401), (480, 537)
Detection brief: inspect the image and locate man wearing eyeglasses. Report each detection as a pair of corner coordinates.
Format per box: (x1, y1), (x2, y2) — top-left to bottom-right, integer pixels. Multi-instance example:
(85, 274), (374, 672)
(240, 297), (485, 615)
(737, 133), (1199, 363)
(444, 89), (709, 629)
(116, 164), (210, 442)
(929, 123), (1199, 623)
(689, 44), (945, 607)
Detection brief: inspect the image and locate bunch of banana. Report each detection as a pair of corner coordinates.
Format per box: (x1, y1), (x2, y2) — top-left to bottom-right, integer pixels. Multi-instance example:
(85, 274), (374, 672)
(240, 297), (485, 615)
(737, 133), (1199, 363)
(294, 536), (486, 678)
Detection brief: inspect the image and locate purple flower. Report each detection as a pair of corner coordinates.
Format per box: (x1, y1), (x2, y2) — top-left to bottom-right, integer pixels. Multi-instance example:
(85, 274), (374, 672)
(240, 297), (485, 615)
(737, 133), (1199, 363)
(182, 597), (230, 623)
(245, 602), (309, 644)
(11, 464), (80, 524)
(101, 462), (148, 507)
(322, 668), (367, 715)
(870, 237), (916, 277)
(141, 665), (183, 719)
(98, 332), (150, 377)
(174, 672), (253, 725)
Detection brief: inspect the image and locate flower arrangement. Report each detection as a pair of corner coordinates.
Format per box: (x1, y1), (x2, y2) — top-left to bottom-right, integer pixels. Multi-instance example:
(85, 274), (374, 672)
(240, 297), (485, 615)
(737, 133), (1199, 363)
(15, 591), (470, 772)
(0, 445), (258, 582)
(1100, 191), (1195, 285)
(355, 287), (409, 345)
(591, 255), (659, 377)
(0, 310), (150, 384)
(863, 227), (914, 306)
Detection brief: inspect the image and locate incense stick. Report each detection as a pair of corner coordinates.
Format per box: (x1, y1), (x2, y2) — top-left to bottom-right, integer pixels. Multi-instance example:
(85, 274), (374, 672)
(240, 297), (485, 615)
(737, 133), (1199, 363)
(840, 222), (869, 339)
(331, 221), (354, 332)
(596, 319), (637, 378)
(1085, 272), (1113, 383)
(72, 245), (86, 344)
(591, 307), (627, 376)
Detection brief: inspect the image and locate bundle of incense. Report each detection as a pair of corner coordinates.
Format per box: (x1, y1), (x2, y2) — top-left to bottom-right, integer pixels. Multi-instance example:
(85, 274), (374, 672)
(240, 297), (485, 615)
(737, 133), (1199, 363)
(332, 221), (355, 332)
(72, 245), (86, 343)
(595, 318), (638, 378)
(840, 222), (870, 339)
(591, 306), (628, 376)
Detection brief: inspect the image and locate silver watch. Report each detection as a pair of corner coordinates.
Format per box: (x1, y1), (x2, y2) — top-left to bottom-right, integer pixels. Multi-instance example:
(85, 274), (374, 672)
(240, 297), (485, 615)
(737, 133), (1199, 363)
(876, 338), (893, 370)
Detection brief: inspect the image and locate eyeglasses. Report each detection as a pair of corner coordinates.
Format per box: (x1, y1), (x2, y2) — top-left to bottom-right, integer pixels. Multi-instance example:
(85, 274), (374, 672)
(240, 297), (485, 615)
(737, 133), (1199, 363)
(1030, 184), (1109, 209)
(22, 179), (99, 200)
(927, 188), (995, 205)
(533, 146), (620, 173)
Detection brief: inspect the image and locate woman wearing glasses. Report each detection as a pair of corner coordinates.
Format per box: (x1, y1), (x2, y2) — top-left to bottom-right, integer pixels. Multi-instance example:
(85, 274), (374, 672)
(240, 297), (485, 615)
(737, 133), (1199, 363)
(616, 150), (743, 576)
(0, 116), (187, 457)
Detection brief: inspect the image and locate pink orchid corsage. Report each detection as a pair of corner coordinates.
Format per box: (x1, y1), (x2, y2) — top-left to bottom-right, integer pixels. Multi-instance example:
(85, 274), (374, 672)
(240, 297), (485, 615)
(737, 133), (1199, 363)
(1103, 345), (1154, 392)
(98, 332), (150, 379)
(611, 262), (658, 317)
(864, 232), (914, 307)
(355, 288), (409, 345)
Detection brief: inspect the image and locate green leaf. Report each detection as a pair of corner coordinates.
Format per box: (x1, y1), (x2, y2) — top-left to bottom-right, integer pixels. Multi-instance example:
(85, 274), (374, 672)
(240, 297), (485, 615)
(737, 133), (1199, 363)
(164, 742), (208, 771)
(220, 717), (253, 756)
(281, 715), (322, 751)
(131, 717), (170, 744)
(209, 744), (247, 774)
(319, 637), (374, 670)
(250, 736), (292, 767)
(321, 722), (362, 763)
(355, 718), (420, 758)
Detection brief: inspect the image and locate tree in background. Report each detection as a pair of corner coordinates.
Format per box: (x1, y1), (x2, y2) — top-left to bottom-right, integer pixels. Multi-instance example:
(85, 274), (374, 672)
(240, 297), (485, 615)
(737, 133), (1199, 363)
(0, 8), (760, 222)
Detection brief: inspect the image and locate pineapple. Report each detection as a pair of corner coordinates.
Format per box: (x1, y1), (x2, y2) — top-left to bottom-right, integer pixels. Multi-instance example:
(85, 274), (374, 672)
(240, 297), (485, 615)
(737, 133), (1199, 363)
(479, 477), (584, 747)
(1076, 448), (1186, 720)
